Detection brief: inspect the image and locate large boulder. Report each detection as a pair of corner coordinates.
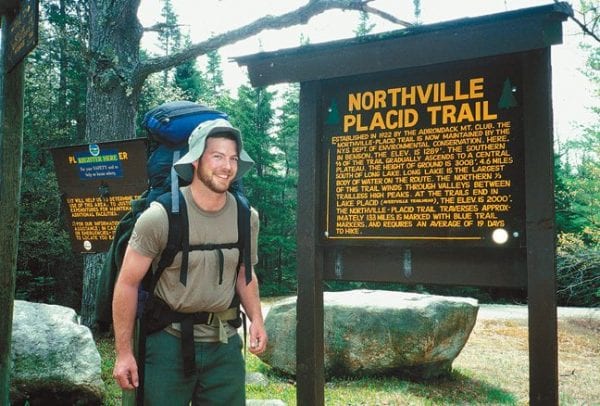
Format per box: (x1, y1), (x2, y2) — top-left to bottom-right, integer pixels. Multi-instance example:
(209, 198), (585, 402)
(10, 300), (104, 405)
(259, 290), (478, 380)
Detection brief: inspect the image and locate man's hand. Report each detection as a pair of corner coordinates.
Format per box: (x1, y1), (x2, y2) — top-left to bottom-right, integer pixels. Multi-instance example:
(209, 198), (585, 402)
(236, 266), (268, 354)
(113, 352), (139, 390)
(248, 320), (268, 355)
(112, 246), (153, 391)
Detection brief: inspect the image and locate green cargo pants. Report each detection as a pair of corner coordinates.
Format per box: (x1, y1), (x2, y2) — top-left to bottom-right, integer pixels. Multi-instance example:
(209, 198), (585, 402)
(143, 330), (245, 406)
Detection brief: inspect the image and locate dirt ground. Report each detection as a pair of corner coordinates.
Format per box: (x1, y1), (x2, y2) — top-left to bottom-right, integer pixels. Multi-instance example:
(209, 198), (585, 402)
(261, 299), (599, 405)
(453, 309), (600, 405)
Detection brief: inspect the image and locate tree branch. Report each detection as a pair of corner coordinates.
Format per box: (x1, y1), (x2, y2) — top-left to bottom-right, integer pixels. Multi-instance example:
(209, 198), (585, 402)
(361, 3), (412, 27)
(555, 0), (600, 43)
(144, 22), (190, 33)
(133, 0), (410, 87)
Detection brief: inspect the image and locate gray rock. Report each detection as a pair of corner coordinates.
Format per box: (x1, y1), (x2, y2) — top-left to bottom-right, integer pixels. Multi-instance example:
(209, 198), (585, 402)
(10, 300), (104, 405)
(259, 290), (478, 380)
(246, 400), (287, 406)
(246, 371), (269, 387)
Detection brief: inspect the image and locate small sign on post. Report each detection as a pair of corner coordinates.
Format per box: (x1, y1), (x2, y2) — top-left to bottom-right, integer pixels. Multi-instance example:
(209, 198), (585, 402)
(4, 0), (38, 73)
(51, 139), (148, 253)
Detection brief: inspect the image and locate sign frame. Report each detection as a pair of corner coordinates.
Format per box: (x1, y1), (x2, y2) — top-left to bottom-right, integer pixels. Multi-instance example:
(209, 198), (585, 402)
(235, 4), (571, 406)
(316, 52), (530, 289)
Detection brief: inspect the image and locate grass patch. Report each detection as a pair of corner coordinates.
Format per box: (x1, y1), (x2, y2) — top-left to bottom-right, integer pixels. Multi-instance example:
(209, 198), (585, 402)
(95, 335), (121, 406)
(96, 316), (600, 405)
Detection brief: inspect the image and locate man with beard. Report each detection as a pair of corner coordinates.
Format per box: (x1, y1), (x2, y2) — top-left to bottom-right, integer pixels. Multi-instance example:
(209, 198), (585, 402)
(112, 118), (267, 405)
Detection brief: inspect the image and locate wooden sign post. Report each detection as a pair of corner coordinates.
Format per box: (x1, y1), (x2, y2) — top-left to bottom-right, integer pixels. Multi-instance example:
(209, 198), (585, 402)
(0, 0), (38, 402)
(236, 4), (571, 405)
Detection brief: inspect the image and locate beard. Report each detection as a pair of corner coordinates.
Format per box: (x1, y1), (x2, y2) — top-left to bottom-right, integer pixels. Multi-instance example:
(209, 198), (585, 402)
(196, 164), (232, 193)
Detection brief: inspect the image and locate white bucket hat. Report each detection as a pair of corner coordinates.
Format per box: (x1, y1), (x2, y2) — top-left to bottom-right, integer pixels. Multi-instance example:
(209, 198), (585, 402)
(173, 118), (254, 183)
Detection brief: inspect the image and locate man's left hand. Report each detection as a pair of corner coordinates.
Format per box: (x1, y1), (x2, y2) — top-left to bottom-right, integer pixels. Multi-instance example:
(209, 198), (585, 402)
(248, 321), (268, 354)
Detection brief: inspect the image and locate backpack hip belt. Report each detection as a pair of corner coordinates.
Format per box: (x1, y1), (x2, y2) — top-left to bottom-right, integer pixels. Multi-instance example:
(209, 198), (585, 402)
(142, 297), (241, 376)
(142, 296), (239, 334)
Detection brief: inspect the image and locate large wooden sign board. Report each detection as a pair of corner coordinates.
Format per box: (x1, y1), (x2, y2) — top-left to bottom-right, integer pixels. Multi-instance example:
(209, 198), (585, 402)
(323, 56), (524, 243)
(51, 139), (148, 253)
(319, 53), (529, 288)
(236, 3), (571, 405)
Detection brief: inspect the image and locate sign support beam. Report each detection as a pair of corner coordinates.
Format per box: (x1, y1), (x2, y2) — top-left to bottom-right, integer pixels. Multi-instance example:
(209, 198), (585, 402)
(0, 11), (25, 404)
(296, 80), (325, 406)
(522, 48), (558, 406)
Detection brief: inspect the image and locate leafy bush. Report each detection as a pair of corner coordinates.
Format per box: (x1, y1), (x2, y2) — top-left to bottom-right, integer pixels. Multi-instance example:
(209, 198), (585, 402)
(556, 231), (600, 307)
(17, 166), (82, 308)
(16, 219), (82, 307)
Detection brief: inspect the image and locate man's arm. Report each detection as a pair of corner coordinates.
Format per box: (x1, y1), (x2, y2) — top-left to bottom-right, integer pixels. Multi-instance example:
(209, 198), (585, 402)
(236, 266), (268, 354)
(112, 246), (154, 390)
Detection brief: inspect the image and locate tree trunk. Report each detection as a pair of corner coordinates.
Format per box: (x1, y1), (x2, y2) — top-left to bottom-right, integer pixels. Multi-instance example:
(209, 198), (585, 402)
(79, 0), (143, 327)
(80, 254), (106, 327)
(86, 0), (143, 142)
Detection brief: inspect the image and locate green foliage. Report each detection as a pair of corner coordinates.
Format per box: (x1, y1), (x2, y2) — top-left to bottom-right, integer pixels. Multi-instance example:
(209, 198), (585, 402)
(229, 86), (278, 289)
(157, 0), (182, 54)
(553, 39), (600, 307)
(554, 153), (581, 234)
(564, 135), (600, 238)
(201, 50), (227, 105)
(17, 151), (83, 308)
(354, 12), (375, 37)
(264, 85), (300, 294)
(225, 84), (299, 296)
(16, 2), (86, 308)
(173, 38), (205, 102)
(413, 0), (422, 23)
(557, 232), (600, 306)
(137, 0), (199, 123)
(139, 14), (229, 116)
(136, 73), (189, 135)
(39, 0), (88, 142)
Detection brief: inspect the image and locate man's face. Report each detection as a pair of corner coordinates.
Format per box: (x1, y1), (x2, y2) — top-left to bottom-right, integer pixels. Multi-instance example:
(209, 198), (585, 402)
(194, 136), (239, 193)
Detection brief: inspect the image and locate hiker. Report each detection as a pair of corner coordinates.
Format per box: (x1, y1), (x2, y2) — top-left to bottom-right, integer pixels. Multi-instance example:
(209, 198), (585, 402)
(112, 118), (267, 405)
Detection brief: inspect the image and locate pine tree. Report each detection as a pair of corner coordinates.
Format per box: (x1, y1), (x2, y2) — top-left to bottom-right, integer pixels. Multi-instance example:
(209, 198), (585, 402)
(158, 0), (181, 86)
(201, 49), (227, 106)
(270, 84), (300, 292)
(354, 11), (375, 37)
(227, 85), (287, 289)
(173, 36), (205, 101)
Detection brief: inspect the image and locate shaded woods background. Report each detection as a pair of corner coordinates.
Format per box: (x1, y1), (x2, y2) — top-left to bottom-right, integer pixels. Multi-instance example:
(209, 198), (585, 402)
(15, 0), (599, 311)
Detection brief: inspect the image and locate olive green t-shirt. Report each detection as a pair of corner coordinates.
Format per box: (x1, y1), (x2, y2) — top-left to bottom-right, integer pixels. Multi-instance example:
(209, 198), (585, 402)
(128, 186), (259, 341)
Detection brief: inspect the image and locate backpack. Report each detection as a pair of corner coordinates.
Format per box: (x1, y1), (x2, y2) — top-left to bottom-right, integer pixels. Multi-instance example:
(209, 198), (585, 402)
(94, 101), (253, 403)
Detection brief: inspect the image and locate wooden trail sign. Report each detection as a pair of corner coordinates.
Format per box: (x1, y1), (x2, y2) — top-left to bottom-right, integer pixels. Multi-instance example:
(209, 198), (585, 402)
(236, 3), (572, 405)
(51, 139), (148, 253)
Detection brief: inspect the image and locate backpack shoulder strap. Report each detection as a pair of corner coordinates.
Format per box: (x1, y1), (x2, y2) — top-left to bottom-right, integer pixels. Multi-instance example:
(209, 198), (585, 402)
(147, 190), (189, 290)
(233, 191), (252, 285)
